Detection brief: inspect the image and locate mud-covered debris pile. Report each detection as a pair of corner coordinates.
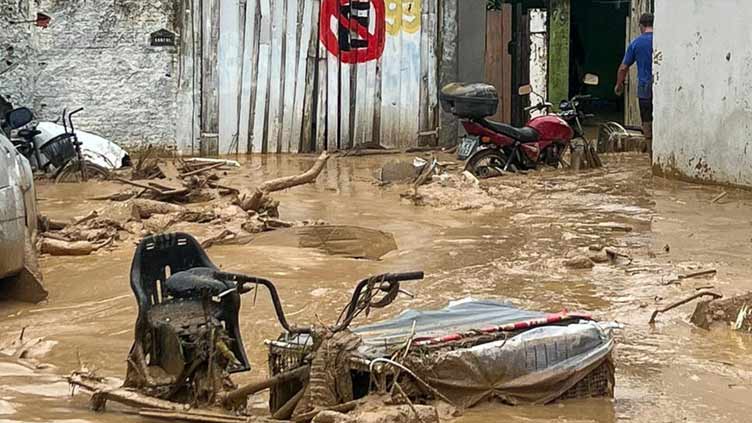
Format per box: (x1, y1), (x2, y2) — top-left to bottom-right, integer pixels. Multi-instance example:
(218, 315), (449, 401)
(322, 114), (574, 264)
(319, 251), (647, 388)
(691, 292), (752, 331)
(402, 173), (516, 211)
(38, 153), (331, 255)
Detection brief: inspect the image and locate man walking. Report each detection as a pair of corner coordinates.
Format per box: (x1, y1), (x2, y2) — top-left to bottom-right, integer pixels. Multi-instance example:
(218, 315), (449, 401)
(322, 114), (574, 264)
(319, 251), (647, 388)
(615, 13), (653, 156)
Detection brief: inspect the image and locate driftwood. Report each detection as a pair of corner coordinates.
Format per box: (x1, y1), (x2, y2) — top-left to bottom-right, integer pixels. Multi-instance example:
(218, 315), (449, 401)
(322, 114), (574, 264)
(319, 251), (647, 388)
(181, 162), (224, 178)
(649, 290), (723, 324)
(131, 199), (185, 219)
(259, 152), (329, 192)
(222, 366), (309, 407)
(68, 372), (189, 412)
(40, 237), (111, 256)
(679, 269), (717, 280)
(139, 409), (248, 423)
(237, 152), (329, 213)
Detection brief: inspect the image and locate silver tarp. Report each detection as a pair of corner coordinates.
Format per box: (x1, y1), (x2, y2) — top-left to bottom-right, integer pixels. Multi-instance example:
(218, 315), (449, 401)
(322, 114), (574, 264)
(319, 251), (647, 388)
(353, 298), (615, 407)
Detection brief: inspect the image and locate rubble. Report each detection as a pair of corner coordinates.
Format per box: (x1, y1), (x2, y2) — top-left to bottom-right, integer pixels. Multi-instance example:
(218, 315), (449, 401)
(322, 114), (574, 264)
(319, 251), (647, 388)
(691, 292), (752, 331)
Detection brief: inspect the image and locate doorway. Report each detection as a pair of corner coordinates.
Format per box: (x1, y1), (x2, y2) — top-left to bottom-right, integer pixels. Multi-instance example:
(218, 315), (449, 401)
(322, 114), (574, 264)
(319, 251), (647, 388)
(569, 0), (629, 124)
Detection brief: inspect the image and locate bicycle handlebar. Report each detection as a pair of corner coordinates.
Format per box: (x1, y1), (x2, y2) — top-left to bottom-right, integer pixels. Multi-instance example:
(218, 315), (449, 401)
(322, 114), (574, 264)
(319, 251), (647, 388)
(381, 271), (424, 283)
(213, 271), (424, 335)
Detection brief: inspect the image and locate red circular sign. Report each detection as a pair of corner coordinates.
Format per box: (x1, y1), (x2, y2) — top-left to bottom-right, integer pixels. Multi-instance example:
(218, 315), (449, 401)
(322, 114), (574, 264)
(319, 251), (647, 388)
(320, 0), (385, 64)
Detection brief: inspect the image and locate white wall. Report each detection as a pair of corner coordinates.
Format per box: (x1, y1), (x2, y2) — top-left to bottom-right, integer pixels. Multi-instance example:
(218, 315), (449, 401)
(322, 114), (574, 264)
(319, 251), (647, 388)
(654, 0), (752, 186)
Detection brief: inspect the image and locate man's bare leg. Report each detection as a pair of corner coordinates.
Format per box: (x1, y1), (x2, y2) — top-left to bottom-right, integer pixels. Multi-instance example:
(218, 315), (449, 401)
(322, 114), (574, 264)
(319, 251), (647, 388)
(642, 121), (653, 160)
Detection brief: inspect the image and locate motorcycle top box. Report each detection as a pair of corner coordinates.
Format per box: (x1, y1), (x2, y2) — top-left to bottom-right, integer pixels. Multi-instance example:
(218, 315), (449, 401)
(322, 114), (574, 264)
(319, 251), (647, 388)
(440, 82), (498, 119)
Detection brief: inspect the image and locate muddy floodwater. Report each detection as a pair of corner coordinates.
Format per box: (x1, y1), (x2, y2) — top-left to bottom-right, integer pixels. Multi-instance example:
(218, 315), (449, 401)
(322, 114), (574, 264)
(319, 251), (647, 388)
(2, 153), (752, 422)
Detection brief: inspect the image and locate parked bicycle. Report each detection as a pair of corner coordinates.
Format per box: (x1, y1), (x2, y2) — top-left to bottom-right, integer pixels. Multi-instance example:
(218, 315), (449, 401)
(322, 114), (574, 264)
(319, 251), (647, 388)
(5, 107), (109, 183)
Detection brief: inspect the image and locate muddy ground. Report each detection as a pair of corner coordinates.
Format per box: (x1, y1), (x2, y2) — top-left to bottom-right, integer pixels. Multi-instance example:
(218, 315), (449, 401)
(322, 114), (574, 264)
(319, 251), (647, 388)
(1, 153), (751, 422)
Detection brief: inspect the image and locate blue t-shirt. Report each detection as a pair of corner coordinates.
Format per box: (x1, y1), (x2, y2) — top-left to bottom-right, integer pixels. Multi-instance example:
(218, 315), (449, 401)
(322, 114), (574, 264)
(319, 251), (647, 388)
(623, 32), (653, 99)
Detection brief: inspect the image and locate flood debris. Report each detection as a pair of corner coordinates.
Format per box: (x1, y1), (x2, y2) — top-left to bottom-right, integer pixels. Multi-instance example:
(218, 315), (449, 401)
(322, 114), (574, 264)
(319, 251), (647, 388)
(296, 225), (397, 259)
(38, 153), (332, 255)
(66, 235), (615, 423)
(39, 237), (112, 256)
(402, 173), (512, 211)
(711, 191), (728, 204)
(691, 292), (752, 331)
(377, 160), (420, 184)
(649, 290), (723, 324)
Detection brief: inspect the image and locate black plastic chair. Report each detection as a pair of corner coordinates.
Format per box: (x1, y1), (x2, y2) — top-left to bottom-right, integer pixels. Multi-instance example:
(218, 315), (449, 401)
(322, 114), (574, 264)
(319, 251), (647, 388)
(127, 232), (250, 385)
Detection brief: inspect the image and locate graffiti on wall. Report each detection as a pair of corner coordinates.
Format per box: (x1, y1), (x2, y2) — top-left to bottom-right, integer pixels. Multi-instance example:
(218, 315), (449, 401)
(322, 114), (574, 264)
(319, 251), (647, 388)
(385, 0), (421, 35)
(320, 0), (422, 63)
(320, 0), (385, 64)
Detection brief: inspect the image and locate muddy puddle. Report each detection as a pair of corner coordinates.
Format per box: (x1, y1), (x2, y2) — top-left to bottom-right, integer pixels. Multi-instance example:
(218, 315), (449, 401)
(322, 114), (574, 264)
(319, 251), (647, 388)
(2, 153), (752, 422)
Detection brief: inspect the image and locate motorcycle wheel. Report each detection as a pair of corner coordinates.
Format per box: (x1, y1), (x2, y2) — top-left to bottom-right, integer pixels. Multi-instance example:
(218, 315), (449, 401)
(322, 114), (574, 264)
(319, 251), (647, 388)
(464, 148), (509, 179)
(54, 160), (110, 183)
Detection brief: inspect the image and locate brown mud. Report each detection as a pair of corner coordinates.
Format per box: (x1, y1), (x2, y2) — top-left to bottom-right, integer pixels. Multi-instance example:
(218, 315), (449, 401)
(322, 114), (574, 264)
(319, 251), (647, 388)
(1, 153), (752, 422)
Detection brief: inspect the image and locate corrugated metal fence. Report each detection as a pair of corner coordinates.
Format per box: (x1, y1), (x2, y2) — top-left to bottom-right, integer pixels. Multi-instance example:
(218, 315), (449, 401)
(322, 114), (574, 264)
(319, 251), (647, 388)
(177, 0), (439, 155)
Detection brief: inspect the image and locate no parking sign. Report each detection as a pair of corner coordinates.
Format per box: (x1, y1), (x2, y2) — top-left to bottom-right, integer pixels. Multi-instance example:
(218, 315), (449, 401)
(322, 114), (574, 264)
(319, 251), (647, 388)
(320, 0), (386, 64)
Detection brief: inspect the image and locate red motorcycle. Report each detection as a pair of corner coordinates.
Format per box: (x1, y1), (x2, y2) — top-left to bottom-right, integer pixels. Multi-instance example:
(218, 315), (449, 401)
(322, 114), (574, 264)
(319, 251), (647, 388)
(440, 75), (599, 178)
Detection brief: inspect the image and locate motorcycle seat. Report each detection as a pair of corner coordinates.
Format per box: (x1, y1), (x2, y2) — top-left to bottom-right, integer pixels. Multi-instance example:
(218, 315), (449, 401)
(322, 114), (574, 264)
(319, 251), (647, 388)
(480, 119), (539, 142)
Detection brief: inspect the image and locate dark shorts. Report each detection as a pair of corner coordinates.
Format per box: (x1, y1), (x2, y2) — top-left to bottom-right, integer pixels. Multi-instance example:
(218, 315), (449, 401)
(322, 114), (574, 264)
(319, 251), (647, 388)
(639, 98), (653, 123)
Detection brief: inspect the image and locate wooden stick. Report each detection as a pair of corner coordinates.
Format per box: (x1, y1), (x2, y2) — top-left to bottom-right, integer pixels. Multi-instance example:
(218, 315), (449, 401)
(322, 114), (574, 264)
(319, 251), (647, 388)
(222, 365), (309, 406)
(114, 177), (163, 194)
(649, 291), (723, 324)
(139, 409), (247, 423)
(68, 373), (187, 412)
(679, 269), (717, 280)
(271, 384), (306, 420)
(180, 162), (224, 177)
(711, 191), (728, 204)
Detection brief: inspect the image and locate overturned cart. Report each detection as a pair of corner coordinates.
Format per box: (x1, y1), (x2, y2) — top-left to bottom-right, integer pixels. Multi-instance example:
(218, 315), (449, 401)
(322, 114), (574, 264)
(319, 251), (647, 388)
(268, 300), (615, 416)
(69, 233), (615, 421)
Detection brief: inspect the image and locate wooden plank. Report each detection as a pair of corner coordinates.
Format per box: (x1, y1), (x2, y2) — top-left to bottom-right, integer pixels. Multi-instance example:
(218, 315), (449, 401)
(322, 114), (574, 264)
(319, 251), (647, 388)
(426, 0), (438, 137)
(500, 4), (512, 122)
(301, 0), (321, 152)
(192, 0), (202, 154)
(252, 0), (272, 153)
(201, 0), (220, 156)
(339, 63), (351, 150)
(352, 0), (373, 148)
(484, 9), (505, 123)
(372, 56), (383, 146)
(176, 0), (197, 155)
(326, 51), (339, 151)
(419, 0), (431, 144)
(361, 60), (377, 146)
(380, 5), (402, 148)
(397, 0), (422, 149)
(218, 0), (242, 154)
(315, 31), (328, 152)
(238, 0), (259, 155)
(292, 0), (315, 153)
(280, 0), (299, 152)
(267, 0), (286, 153)
(548, 0), (570, 107)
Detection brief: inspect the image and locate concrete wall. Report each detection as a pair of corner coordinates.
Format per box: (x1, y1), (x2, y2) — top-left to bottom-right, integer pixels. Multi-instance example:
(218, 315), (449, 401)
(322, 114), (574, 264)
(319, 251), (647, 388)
(654, 0), (752, 187)
(1, 0), (36, 108)
(1, 0), (181, 149)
